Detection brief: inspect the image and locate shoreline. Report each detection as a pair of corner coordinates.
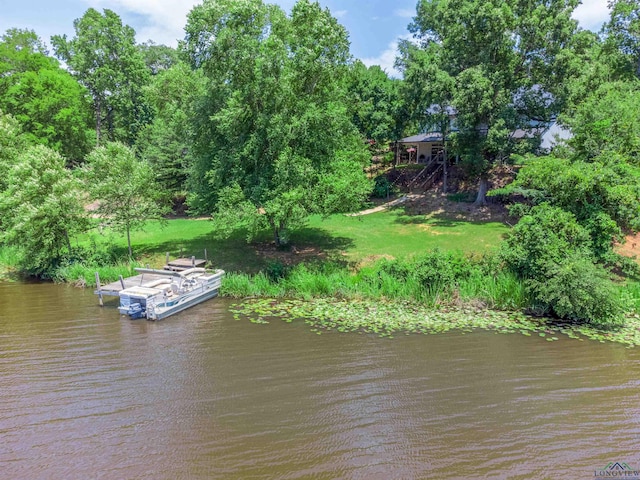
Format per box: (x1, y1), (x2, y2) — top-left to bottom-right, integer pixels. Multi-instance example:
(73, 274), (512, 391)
(2, 255), (640, 347)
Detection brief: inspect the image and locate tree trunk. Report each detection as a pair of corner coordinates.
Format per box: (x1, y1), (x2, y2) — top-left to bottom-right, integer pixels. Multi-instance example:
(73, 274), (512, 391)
(474, 176), (489, 206)
(64, 230), (72, 256)
(127, 225), (132, 258)
(274, 229), (281, 247)
(442, 146), (448, 193)
(95, 96), (102, 145)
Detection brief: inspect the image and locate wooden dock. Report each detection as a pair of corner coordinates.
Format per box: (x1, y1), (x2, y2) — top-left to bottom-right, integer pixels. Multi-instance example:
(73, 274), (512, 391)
(164, 257), (206, 271)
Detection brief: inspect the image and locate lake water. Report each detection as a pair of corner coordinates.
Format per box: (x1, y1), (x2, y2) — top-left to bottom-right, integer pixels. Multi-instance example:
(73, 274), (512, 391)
(1, 282), (639, 479)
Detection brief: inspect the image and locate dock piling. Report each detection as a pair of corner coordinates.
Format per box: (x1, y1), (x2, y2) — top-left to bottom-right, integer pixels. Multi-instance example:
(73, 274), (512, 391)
(119, 275), (125, 290)
(95, 272), (103, 307)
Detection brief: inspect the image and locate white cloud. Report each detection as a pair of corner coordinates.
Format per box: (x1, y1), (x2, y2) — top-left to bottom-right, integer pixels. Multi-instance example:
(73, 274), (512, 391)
(84, 0), (199, 45)
(334, 10), (348, 18)
(361, 34), (412, 78)
(394, 8), (414, 18)
(573, 0), (610, 32)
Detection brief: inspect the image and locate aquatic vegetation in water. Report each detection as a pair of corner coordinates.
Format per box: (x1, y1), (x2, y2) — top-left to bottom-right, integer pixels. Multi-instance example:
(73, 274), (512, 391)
(230, 298), (640, 347)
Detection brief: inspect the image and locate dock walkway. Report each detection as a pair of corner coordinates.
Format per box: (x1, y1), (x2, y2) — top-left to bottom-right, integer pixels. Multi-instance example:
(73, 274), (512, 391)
(164, 258), (206, 271)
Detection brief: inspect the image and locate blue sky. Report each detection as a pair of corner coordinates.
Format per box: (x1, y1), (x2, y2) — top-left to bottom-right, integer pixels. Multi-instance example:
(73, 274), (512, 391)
(2, 0), (611, 77)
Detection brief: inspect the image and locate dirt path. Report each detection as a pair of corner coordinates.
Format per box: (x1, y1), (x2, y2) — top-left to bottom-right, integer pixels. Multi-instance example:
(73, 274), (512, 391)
(347, 194), (423, 216)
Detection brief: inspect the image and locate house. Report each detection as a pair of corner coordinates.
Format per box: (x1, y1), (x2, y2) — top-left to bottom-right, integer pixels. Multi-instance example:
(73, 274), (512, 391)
(395, 132), (447, 164)
(396, 120), (570, 164)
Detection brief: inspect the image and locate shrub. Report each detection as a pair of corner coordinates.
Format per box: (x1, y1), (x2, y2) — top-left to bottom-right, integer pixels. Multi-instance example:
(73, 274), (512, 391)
(264, 260), (291, 282)
(500, 204), (593, 279)
(526, 254), (625, 329)
(372, 175), (398, 198)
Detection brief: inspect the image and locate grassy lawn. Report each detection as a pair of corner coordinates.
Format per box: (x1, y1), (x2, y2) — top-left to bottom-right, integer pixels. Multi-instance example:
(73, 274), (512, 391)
(78, 205), (509, 272)
(303, 209), (508, 261)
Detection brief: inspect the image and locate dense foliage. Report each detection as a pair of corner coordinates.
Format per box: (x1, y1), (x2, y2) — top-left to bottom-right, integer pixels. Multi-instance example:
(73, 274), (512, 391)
(0, 29), (94, 163)
(183, 0), (371, 245)
(52, 9), (151, 145)
(398, 0), (579, 204)
(0, 145), (87, 275)
(500, 205), (625, 328)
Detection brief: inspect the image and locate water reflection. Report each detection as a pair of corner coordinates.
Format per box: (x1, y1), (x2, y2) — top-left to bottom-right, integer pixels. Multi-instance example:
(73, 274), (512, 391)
(1, 283), (639, 479)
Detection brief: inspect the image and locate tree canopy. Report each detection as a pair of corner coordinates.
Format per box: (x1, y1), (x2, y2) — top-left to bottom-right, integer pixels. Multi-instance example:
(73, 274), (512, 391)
(0, 29), (94, 163)
(52, 9), (151, 145)
(0, 145), (87, 275)
(183, 0), (371, 245)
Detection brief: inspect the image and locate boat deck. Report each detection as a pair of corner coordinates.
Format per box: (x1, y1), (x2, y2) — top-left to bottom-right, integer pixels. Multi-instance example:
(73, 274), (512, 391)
(97, 272), (176, 297)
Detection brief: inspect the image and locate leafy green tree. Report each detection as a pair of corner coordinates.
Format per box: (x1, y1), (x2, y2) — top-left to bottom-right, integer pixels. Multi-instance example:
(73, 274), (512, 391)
(0, 28), (54, 76)
(0, 29), (94, 164)
(399, 0), (579, 204)
(183, 0), (371, 246)
(347, 61), (404, 143)
(138, 41), (180, 75)
(136, 62), (206, 195)
(52, 9), (151, 145)
(0, 145), (88, 275)
(603, 0), (640, 79)
(500, 203), (593, 279)
(563, 81), (640, 162)
(398, 42), (456, 190)
(500, 204), (624, 327)
(0, 111), (29, 192)
(493, 154), (640, 259)
(83, 142), (170, 257)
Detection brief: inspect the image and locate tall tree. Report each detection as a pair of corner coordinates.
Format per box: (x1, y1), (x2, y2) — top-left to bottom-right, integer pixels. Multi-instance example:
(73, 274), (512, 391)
(52, 9), (151, 145)
(0, 145), (88, 275)
(0, 29), (94, 164)
(136, 62), (206, 195)
(399, 0), (579, 204)
(346, 61), (405, 143)
(83, 142), (169, 257)
(138, 41), (180, 75)
(183, 0), (371, 245)
(564, 80), (640, 162)
(603, 0), (640, 79)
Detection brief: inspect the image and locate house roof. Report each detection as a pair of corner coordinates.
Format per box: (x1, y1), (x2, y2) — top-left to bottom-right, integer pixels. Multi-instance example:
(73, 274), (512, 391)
(398, 132), (444, 144)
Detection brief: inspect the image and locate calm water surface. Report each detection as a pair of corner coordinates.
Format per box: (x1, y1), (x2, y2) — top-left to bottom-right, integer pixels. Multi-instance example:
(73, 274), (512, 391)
(1, 282), (639, 479)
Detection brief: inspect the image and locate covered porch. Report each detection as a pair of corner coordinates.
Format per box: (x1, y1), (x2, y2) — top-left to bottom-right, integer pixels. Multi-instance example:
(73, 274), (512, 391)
(395, 133), (447, 165)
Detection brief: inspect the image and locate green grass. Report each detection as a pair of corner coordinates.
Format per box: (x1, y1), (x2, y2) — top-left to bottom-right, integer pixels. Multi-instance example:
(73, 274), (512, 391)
(71, 207), (509, 273)
(300, 209), (508, 261)
(52, 262), (141, 287)
(76, 219), (264, 272)
(221, 258), (530, 311)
